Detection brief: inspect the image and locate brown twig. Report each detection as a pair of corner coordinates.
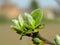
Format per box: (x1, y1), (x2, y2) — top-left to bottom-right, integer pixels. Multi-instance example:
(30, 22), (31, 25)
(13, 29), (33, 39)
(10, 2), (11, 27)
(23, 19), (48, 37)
(26, 32), (55, 45)
(36, 33), (55, 45)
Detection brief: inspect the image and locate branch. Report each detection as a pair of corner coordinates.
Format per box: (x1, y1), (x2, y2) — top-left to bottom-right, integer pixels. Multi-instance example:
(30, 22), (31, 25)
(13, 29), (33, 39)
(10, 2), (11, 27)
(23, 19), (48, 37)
(36, 33), (55, 45)
(26, 32), (55, 45)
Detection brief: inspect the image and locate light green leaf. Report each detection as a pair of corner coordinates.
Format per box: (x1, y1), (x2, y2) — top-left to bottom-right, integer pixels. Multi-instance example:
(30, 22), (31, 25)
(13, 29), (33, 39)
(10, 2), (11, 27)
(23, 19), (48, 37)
(24, 13), (35, 29)
(12, 19), (21, 30)
(18, 14), (24, 27)
(34, 29), (38, 33)
(31, 9), (43, 27)
(39, 24), (45, 29)
(11, 25), (22, 31)
(11, 25), (18, 30)
(26, 29), (32, 34)
(54, 35), (60, 45)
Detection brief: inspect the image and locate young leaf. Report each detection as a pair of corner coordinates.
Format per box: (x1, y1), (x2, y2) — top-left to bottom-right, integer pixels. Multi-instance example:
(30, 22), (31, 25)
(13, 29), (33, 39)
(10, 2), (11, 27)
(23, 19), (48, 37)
(54, 35), (60, 45)
(24, 13), (35, 29)
(26, 29), (32, 34)
(31, 9), (43, 27)
(11, 25), (19, 30)
(12, 19), (21, 30)
(18, 14), (24, 27)
(12, 20), (24, 34)
(11, 25), (23, 33)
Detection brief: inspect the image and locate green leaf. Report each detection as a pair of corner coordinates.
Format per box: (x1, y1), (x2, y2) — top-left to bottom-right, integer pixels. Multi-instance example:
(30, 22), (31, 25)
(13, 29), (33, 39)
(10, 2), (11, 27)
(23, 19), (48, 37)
(39, 24), (45, 29)
(11, 25), (19, 30)
(24, 13), (35, 29)
(18, 14), (24, 27)
(54, 35), (60, 45)
(31, 9), (43, 27)
(34, 29), (38, 33)
(11, 25), (22, 34)
(12, 19), (21, 30)
(26, 29), (32, 34)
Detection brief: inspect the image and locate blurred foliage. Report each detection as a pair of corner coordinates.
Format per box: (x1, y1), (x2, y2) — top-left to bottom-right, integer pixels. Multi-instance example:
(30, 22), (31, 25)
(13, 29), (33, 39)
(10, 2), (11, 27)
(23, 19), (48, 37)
(0, 15), (10, 24)
(42, 18), (60, 24)
(30, 0), (38, 10)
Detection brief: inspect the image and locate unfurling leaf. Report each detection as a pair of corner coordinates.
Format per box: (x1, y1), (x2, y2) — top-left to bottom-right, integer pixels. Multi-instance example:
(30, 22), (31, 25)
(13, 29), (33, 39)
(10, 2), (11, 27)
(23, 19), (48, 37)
(54, 35), (60, 45)
(12, 20), (24, 33)
(18, 14), (24, 27)
(24, 13), (35, 29)
(11, 25), (22, 34)
(12, 19), (21, 30)
(11, 25), (18, 30)
(31, 9), (43, 27)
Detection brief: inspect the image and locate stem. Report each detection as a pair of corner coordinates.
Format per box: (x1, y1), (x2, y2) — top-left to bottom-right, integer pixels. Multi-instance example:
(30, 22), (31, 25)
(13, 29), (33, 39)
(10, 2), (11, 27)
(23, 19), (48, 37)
(20, 35), (23, 40)
(26, 32), (55, 45)
(36, 33), (55, 45)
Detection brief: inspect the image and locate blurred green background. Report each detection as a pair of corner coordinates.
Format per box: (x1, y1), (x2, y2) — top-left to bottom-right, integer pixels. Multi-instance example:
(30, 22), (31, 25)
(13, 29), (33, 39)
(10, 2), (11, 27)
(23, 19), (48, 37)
(0, 0), (60, 45)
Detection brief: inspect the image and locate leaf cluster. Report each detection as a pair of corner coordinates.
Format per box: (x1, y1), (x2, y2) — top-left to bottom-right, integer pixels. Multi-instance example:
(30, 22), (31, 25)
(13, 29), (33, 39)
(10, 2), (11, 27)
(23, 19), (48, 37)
(11, 9), (44, 36)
